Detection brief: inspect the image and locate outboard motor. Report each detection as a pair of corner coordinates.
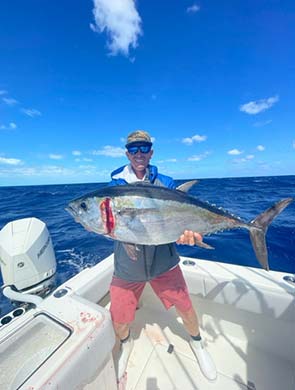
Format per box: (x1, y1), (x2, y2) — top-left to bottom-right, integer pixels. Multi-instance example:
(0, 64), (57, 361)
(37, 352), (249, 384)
(0, 217), (56, 305)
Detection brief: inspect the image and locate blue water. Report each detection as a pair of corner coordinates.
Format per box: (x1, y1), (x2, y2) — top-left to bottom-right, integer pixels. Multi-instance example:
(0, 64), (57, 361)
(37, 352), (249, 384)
(0, 175), (294, 315)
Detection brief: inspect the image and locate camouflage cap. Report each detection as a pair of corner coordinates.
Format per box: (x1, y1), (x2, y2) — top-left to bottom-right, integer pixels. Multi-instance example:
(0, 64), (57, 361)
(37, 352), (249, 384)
(125, 130), (152, 147)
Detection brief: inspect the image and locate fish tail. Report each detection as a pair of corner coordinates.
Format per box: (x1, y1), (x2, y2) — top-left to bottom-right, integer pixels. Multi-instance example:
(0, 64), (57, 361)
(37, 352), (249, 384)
(249, 198), (293, 271)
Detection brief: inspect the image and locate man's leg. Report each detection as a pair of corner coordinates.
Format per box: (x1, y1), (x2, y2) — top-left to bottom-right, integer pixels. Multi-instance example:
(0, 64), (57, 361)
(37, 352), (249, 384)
(150, 266), (217, 381)
(110, 277), (145, 380)
(176, 305), (217, 381)
(112, 322), (134, 381)
(175, 305), (200, 336)
(113, 322), (130, 340)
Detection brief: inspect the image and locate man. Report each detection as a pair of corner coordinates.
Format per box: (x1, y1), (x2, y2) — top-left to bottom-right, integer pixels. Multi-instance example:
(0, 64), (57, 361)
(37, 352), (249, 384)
(109, 130), (217, 382)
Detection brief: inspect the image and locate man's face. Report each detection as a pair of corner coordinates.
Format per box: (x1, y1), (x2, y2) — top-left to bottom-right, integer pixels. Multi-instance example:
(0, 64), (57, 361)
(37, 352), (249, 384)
(126, 144), (153, 173)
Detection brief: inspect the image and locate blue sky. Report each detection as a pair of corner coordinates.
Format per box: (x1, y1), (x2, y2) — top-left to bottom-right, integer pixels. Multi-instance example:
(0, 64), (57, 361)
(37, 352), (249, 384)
(0, 0), (294, 186)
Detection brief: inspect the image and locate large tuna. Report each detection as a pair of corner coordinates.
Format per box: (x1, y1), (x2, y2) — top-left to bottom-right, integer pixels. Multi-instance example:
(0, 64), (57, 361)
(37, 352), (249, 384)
(66, 181), (293, 270)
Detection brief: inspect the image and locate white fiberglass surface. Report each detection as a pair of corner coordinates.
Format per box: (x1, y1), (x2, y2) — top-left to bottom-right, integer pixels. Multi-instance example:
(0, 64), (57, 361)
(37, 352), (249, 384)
(119, 284), (295, 390)
(0, 314), (70, 389)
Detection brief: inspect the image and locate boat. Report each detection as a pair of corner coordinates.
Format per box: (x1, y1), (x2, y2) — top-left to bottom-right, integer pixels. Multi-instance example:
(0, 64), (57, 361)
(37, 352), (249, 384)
(0, 217), (294, 389)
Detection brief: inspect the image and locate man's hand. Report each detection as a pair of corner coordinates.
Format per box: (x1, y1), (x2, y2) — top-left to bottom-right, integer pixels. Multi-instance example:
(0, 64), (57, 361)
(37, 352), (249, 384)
(176, 230), (203, 246)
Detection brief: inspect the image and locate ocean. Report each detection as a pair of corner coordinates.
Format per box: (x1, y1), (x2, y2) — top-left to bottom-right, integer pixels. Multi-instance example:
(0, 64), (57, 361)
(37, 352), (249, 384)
(0, 175), (294, 316)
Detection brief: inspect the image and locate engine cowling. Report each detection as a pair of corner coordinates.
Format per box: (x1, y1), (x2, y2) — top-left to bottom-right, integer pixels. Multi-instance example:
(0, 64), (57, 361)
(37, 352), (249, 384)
(0, 217), (56, 293)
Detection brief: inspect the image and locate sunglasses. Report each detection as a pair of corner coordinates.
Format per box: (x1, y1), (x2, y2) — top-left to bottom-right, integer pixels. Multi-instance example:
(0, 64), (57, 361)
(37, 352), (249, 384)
(127, 145), (152, 155)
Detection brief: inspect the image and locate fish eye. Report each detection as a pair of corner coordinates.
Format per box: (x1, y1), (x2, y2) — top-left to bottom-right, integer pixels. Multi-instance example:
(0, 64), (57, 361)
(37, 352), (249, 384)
(80, 202), (88, 211)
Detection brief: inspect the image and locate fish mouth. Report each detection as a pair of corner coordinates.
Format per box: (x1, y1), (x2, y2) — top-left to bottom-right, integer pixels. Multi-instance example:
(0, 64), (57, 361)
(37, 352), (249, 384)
(65, 205), (77, 218)
(66, 205), (84, 227)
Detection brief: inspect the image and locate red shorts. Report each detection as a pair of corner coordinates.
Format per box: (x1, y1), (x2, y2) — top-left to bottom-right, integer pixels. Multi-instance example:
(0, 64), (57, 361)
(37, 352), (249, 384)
(110, 265), (193, 324)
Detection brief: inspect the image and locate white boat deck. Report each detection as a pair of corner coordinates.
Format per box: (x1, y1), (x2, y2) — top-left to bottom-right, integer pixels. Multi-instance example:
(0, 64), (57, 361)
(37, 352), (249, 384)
(1, 255), (294, 390)
(110, 280), (294, 390)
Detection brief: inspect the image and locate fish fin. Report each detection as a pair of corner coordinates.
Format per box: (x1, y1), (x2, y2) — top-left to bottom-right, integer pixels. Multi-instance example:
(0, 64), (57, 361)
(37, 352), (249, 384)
(176, 180), (198, 193)
(123, 243), (140, 261)
(249, 197), (293, 271)
(194, 240), (215, 250)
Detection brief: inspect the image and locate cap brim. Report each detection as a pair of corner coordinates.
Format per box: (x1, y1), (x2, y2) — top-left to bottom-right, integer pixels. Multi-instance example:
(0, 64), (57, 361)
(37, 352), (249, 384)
(125, 141), (152, 148)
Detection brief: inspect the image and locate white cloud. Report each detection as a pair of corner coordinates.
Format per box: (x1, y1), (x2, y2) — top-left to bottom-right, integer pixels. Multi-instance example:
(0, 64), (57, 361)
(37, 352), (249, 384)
(27, 166), (73, 176)
(90, 0), (142, 56)
(228, 149), (243, 155)
(182, 134), (207, 145)
(92, 145), (126, 157)
(36, 165), (73, 177)
(2, 97), (19, 106)
(240, 95), (279, 115)
(78, 164), (96, 169)
(72, 150), (82, 156)
(0, 163), (112, 181)
(233, 155), (255, 164)
(257, 145), (265, 151)
(188, 151), (210, 161)
(21, 108), (42, 117)
(0, 90), (7, 95)
(0, 122), (17, 130)
(0, 164), (97, 179)
(0, 156), (23, 165)
(253, 119), (272, 127)
(75, 157), (93, 162)
(157, 158), (177, 163)
(187, 4), (200, 13)
(49, 154), (63, 160)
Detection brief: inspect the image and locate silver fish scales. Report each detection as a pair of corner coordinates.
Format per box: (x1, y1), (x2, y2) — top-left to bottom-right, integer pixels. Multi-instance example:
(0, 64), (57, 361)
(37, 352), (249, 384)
(66, 182), (293, 270)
